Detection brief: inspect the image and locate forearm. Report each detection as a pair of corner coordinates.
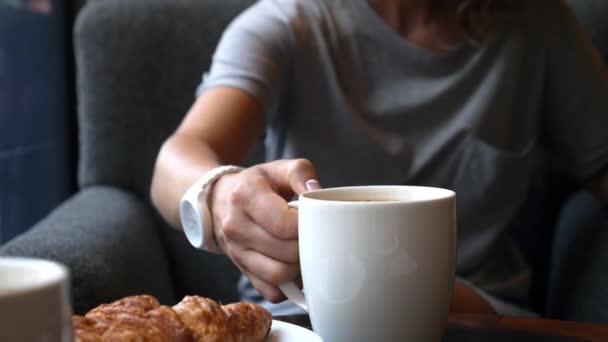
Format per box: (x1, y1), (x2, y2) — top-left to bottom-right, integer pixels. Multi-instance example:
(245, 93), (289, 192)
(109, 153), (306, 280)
(150, 87), (265, 228)
(150, 134), (222, 228)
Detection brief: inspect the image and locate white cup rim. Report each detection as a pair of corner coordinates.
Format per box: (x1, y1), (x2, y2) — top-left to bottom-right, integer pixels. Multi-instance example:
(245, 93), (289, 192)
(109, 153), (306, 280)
(299, 185), (455, 205)
(0, 257), (69, 299)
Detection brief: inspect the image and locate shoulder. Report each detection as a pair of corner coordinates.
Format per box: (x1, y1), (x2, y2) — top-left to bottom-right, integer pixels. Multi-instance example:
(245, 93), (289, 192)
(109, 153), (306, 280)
(233, 0), (353, 30)
(233, 0), (330, 24)
(223, 0), (348, 46)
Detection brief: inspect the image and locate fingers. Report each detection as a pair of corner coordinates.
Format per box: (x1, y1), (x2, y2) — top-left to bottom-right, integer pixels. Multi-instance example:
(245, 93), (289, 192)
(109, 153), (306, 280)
(245, 189), (299, 240)
(230, 248), (300, 302)
(244, 159), (321, 239)
(305, 179), (322, 191)
(220, 212), (299, 263)
(225, 170), (299, 240)
(259, 159), (320, 196)
(209, 159), (322, 304)
(245, 272), (286, 303)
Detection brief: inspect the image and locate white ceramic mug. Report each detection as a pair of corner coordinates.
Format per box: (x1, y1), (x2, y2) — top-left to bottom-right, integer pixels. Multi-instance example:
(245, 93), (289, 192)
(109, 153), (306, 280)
(0, 257), (73, 342)
(280, 186), (457, 342)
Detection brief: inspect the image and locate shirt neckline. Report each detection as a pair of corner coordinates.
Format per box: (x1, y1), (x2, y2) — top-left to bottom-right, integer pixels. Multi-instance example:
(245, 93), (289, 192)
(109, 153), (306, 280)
(351, 0), (478, 66)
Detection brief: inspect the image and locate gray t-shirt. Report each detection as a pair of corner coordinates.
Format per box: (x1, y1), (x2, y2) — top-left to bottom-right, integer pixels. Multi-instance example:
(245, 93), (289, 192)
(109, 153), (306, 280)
(198, 0), (608, 313)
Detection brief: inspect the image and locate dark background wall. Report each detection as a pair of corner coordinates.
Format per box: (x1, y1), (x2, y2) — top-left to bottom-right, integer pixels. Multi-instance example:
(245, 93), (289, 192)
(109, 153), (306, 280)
(0, 0), (85, 243)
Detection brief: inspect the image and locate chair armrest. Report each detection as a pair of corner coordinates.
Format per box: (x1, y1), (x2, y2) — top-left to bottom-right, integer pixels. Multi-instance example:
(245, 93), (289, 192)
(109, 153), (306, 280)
(548, 190), (608, 324)
(0, 186), (176, 314)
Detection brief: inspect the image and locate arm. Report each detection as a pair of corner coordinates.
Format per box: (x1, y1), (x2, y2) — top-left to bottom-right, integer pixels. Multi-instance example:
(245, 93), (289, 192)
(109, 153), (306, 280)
(151, 0), (298, 228)
(150, 1), (320, 302)
(150, 87), (264, 228)
(150, 85), (319, 302)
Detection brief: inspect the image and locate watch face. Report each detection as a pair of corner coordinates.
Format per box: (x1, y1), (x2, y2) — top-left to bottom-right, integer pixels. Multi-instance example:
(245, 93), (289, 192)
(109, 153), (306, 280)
(184, 217), (197, 233)
(181, 201), (202, 247)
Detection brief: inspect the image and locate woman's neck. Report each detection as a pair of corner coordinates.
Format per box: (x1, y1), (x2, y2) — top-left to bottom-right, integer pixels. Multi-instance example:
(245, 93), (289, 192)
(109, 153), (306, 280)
(369, 0), (432, 33)
(368, 0), (465, 53)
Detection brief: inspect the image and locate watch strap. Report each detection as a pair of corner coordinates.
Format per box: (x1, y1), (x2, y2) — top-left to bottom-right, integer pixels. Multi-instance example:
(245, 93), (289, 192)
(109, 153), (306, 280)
(179, 165), (244, 252)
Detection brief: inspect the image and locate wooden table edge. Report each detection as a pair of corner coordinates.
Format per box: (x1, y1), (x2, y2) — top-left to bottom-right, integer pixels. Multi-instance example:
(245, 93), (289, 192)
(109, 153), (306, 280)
(448, 314), (608, 342)
(274, 314), (608, 341)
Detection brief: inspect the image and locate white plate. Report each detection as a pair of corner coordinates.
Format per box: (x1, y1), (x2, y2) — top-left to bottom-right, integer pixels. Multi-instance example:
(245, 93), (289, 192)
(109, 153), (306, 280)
(266, 320), (322, 342)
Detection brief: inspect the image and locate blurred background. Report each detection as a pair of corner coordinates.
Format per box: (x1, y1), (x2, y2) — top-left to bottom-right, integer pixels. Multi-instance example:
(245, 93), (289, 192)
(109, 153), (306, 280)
(0, 0), (86, 243)
(0, 0), (606, 247)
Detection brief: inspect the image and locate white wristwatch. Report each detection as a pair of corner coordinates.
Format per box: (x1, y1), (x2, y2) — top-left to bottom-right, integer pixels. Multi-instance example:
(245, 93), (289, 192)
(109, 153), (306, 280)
(179, 165), (244, 252)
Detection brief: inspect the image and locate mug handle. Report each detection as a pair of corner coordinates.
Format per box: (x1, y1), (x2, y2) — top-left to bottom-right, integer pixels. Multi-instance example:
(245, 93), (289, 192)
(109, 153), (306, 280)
(278, 201), (309, 312)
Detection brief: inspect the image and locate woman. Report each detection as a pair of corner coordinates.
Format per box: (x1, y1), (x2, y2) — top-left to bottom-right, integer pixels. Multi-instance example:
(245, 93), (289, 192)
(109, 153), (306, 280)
(150, 0), (608, 316)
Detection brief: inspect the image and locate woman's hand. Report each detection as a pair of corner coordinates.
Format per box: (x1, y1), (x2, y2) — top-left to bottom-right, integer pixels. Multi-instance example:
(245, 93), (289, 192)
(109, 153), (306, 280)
(209, 159), (321, 302)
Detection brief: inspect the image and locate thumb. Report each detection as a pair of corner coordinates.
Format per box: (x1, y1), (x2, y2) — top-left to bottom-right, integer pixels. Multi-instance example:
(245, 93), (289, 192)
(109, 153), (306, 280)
(260, 159), (321, 196)
(304, 179), (322, 192)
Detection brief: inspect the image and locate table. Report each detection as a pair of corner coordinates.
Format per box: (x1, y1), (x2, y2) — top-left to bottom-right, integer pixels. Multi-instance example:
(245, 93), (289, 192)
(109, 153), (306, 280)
(274, 314), (608, 342)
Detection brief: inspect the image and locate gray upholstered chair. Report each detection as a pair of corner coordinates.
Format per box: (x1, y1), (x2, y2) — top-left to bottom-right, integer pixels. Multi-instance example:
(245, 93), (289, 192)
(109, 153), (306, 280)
(0, 0), (256, 314)
(0, 0), (606, 324)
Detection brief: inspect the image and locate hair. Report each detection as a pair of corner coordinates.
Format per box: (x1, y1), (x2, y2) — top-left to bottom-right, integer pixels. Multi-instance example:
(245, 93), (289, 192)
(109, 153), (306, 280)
(431, 0), (525, 42)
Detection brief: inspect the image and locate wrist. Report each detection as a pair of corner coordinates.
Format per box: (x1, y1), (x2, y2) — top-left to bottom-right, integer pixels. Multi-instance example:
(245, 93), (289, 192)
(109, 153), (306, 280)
(179, 165), (244, 253)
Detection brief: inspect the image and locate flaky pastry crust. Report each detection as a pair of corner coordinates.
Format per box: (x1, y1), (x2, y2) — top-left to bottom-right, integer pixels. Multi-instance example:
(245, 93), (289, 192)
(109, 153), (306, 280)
(73, 295), (271, 342)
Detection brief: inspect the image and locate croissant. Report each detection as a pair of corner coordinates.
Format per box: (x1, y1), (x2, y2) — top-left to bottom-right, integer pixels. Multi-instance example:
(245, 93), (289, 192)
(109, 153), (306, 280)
(72, 295), (272, 342)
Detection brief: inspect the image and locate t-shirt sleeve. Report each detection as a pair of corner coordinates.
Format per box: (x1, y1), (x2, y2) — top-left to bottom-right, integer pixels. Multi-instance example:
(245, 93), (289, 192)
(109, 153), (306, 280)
(196, 0), (294, 123)
(540, 0), (608, 181)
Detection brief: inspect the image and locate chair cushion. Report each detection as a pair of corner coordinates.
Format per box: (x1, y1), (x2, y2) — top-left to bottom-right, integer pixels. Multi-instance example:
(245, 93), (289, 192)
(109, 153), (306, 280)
(74, 0), (254, 301)
(74, 0), (256, 196)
